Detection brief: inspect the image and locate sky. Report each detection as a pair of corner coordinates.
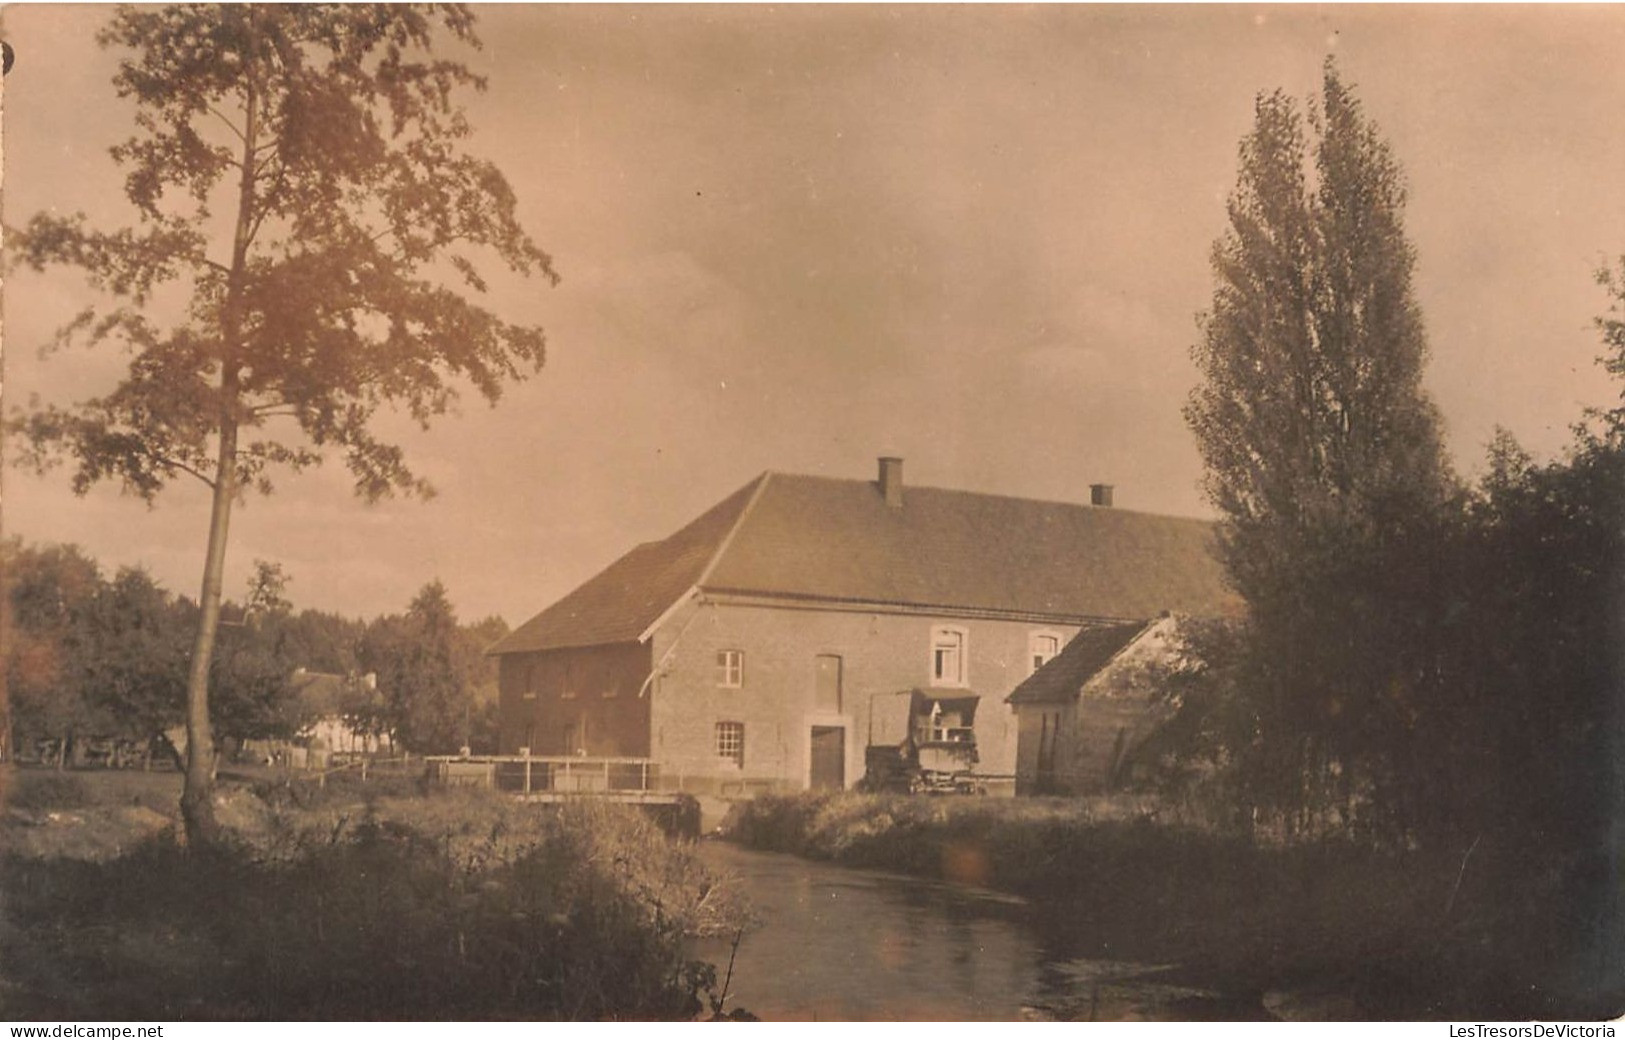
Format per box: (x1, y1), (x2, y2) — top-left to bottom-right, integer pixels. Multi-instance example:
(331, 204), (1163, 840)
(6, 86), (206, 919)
(3, 4), (1623, 626)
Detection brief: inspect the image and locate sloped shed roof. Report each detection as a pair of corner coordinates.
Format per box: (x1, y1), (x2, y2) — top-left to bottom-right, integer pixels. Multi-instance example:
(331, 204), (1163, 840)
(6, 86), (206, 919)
(490, 471), (1238, 655)
(1005, 621), (1151, 706)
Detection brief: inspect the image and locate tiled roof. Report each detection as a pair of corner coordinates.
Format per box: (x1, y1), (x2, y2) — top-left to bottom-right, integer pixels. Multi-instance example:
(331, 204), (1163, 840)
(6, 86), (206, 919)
(1005, 621), (1151, 705)
(491, 470), (1240, 655)
(486, 477), (762, 654)
(704, 474), (1236, 618)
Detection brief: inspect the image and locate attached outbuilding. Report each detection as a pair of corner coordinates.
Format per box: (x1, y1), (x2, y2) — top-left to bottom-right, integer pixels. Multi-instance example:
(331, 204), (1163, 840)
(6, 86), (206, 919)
(1006, 615), (1185, 795)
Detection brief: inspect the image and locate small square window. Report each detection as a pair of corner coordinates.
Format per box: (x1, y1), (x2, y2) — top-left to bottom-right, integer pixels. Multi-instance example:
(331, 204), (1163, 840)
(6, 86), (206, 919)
(1030, 633), (1061, 674)
(717, 649), (744, 688)
(715, 721), (745, 767)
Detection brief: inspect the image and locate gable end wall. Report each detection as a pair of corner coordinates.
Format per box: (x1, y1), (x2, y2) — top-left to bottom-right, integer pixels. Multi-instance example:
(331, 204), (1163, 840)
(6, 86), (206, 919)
(498, 642), (653, 757)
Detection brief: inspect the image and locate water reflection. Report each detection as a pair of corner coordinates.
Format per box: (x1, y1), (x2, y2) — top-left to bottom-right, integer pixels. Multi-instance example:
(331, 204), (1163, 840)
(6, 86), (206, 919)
(695, 842), (1291, 1022)
(695, 842), (1037, 1020)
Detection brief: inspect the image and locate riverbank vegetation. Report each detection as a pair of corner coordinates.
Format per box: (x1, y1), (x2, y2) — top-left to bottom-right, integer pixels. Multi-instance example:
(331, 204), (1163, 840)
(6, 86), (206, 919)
(721, 792), (1611, 1019)
(2, 772), (748, 1019)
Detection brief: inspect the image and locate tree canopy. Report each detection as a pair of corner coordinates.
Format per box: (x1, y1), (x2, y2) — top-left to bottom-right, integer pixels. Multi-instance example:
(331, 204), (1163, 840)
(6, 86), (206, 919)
(4, 540), (505, 764)
(1188, 61), (1451, 605)
(11, 4), (556, 841)
(1183, 61), (1459, 836)
(1179, 66), (1624, 888)
(360, 581), (503, 755)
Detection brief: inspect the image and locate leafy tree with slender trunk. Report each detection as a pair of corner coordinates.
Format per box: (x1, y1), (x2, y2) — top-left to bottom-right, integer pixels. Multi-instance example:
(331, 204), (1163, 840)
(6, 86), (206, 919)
(359, 580), (487, 754)
(208, 561), (307, 746)
(11, 5), (557, 843)
(1184, 61), (1455, 836)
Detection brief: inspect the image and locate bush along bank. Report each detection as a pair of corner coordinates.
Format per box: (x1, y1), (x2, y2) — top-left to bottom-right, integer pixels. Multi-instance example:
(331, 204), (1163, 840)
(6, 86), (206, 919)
(719, 792), (1620, 1020)
(4, 795), (748, 1020)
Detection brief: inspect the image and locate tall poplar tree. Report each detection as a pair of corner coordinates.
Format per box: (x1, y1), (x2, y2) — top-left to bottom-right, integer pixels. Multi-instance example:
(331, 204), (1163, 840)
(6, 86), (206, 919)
(12, 5), (557, 842)
(1185, 61), (1453, 830)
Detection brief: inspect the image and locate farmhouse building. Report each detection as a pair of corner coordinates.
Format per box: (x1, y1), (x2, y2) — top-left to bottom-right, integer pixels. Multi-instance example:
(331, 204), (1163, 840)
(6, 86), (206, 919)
(489, 458), (1236, 793)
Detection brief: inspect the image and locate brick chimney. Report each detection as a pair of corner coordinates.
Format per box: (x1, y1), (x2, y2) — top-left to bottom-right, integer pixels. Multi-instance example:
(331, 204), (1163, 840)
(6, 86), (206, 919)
(878, 456), (904, 507)
(1090, 483), (1114, 507)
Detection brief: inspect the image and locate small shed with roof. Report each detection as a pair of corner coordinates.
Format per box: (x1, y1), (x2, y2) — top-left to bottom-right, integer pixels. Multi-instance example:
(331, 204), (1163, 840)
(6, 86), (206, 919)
(1006, 615), (1185, 795)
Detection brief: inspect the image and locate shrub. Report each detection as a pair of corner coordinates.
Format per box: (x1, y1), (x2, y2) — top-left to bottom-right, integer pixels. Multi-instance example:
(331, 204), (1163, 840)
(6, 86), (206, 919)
(7, 770), (91, 811)
(3, 796), (746, 1019)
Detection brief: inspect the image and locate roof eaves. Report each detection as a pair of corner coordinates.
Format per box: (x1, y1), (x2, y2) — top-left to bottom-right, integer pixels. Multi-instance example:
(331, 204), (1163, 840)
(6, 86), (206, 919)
(1006, 620), (1154, 706)
(700, 586), (1142, 626)
(633, 471), (772, 644)
(692, 471), (774, 588)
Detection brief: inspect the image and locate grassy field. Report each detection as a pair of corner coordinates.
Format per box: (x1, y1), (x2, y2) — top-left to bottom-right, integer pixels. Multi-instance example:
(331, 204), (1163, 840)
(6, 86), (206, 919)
(721, 791), (1622, 1020)
(1, 766), (751, 1020)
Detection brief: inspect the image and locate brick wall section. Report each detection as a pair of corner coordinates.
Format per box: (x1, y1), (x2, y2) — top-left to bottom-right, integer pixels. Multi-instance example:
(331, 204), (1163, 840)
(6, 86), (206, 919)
(497, 642), (652, 757)
(1014, 705), (1062, 795)
(647, 598), (1081, 790)
(1014, 697), (1158, 794)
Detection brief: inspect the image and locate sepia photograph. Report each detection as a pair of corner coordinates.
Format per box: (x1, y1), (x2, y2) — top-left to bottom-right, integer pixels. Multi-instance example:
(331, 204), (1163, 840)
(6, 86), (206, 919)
(0, 2), (1621, 1023)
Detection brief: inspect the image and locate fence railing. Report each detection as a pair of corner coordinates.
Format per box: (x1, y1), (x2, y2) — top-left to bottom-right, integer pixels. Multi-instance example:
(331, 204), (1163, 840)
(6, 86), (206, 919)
(424, 754), (661, 795)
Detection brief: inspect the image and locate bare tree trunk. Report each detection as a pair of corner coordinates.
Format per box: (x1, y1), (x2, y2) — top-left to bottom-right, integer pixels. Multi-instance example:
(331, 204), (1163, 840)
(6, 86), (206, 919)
(180, 409), (239, 845)
(180, 16), (260, 847)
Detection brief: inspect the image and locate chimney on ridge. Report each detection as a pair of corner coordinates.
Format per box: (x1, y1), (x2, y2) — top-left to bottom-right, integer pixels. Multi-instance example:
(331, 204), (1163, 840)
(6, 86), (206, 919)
(878, 456), (904, 508)
(1090, 483), (1114, 508)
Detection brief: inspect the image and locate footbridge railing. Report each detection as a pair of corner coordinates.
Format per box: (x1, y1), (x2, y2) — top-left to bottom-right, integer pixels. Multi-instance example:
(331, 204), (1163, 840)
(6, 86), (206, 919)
(424, 754), (659, 796)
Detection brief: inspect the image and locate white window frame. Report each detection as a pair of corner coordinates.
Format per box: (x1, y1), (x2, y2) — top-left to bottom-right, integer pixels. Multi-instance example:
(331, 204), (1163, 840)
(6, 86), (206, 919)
(715, 721), (745, 768)
(1029, 630), (1063, 675)
(717, 649), (744, 688)
(929, 625), (969, 687)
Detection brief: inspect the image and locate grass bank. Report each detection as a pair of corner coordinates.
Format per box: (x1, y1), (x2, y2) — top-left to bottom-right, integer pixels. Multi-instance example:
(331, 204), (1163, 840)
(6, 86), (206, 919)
(2, 769), (750, 1020)
(721, 792), (1620, 1020)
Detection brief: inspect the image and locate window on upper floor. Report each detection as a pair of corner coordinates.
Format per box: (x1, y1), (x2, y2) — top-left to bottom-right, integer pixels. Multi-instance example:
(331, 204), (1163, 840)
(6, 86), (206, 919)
(1029, 632), (1061, 675)
(717, 649), (744, 688)
(814, 654), (843, 713)
(715, 721), (745, 767)
(930, 626), (968, 687)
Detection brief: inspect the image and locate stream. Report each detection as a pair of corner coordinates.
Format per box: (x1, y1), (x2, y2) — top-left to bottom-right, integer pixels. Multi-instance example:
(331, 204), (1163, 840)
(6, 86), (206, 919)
(693, 841), (1307, 1021)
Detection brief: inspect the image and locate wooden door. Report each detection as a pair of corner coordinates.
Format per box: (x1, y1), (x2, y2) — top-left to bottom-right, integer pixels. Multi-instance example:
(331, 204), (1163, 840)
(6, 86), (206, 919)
(1037, 713), (1057, 792)
(810, 726), (845, 790)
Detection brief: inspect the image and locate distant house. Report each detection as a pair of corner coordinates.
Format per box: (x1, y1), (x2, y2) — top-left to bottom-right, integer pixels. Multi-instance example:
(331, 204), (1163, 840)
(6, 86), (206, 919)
(1006, 615), (1186, 795)
(489, 458), (1237, 794)
(235, 669), (387, 768)
(292, 669), (387, 759)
